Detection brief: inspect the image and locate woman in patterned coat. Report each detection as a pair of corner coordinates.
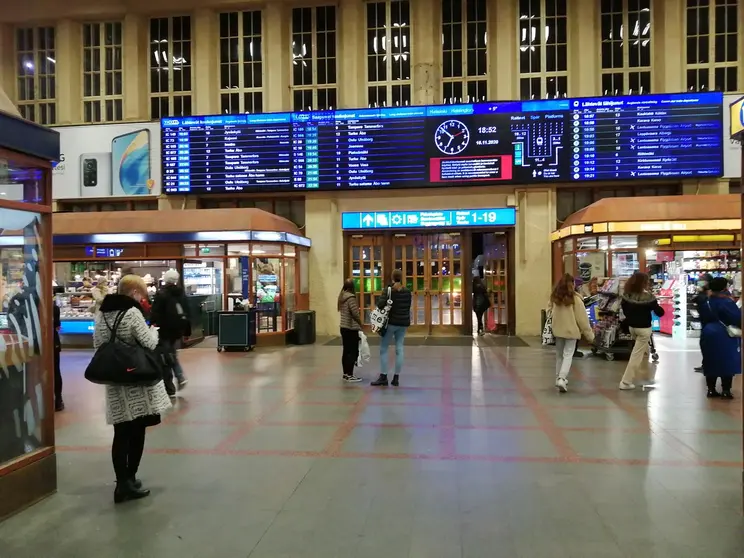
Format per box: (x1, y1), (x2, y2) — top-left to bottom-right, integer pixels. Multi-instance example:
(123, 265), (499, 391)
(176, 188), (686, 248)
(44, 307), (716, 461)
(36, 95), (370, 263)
(93, 274), (172, 504)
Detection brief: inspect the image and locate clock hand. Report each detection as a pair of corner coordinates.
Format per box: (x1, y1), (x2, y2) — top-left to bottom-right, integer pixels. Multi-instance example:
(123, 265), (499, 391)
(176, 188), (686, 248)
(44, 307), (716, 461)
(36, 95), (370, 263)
(442, 130), (454, 139)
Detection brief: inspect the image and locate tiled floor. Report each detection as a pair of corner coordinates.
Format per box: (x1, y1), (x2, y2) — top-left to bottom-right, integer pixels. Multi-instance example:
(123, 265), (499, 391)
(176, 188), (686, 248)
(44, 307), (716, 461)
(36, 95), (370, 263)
(1, 335), (743, 557)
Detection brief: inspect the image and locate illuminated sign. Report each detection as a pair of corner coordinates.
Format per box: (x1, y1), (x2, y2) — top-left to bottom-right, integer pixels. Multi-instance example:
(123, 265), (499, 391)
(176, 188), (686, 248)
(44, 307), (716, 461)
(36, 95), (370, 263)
(85, 246), (125, 258)
(731, 96), (744, 138)
(341, 208), (516, 230)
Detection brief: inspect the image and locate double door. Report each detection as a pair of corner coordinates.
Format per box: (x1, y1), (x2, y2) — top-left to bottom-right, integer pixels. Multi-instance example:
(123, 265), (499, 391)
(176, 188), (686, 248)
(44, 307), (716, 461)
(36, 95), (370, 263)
(348, 233), (464, 334)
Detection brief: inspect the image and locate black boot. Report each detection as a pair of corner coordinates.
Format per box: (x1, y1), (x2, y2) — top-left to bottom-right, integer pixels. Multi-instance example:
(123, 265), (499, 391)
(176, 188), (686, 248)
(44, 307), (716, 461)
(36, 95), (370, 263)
(55, 399), (65, 412)
(114, 479), (150, 504)
(721, 390), (734, 400)
(371, 374), (388, 387)
(706, 389), (720, 398)
(391, 374), (399, 387)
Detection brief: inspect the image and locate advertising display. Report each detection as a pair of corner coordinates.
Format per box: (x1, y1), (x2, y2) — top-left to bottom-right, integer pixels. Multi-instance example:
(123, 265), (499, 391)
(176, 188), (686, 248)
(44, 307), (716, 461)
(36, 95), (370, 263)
(723, 94), (743, 178)
(52, 122), (161, 199)
(162, 92), (723, 194)
(341, 208), (517, 230)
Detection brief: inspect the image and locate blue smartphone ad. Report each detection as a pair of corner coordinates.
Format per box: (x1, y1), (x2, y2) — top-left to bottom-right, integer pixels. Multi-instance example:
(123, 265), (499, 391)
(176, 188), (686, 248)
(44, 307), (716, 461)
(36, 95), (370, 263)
(111, 129), (151, 195)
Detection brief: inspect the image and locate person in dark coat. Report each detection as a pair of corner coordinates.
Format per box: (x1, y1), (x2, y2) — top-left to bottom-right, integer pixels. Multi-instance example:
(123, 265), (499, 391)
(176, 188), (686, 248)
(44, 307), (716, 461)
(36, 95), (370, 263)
(698, 277), (741, 399)
(693, 273), (713, 373)
(372, 269), (412, 387)
(472, 277), (490, 336)
(53, 286), (64, 411)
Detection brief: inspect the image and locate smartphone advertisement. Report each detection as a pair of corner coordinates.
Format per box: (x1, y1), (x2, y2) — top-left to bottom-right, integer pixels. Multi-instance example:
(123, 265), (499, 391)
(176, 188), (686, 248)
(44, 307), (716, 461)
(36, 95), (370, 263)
(52, 122), (161, 199)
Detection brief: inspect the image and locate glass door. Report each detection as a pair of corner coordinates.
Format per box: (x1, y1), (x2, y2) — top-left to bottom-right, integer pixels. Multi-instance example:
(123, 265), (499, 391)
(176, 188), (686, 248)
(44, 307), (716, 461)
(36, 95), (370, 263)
(349, 236), (384, 325)
(393, 235), (428, 328)
(428, 233), (463, 333)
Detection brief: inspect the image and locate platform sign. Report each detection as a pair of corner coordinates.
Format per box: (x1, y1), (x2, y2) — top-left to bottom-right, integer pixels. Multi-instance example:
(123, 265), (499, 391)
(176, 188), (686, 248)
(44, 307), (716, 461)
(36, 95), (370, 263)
(341, 207), (516, 230)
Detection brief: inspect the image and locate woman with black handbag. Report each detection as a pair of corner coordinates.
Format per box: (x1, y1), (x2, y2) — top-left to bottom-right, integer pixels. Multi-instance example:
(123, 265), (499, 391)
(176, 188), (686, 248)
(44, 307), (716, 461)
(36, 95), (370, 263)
(94, 275), (172, 504)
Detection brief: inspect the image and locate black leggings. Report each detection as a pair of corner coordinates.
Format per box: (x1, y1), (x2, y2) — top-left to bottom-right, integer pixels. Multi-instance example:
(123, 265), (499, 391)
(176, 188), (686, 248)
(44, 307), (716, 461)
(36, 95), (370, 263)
(112, 421), (147, 482)
(340, 328), (360, 377)
(474, 310), (485, 333)
(706, 375), (733, 392)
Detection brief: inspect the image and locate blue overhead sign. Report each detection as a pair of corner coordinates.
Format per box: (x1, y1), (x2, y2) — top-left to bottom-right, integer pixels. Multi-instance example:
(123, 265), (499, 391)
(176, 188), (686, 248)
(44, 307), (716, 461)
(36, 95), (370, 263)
(341, 208), (516, 230)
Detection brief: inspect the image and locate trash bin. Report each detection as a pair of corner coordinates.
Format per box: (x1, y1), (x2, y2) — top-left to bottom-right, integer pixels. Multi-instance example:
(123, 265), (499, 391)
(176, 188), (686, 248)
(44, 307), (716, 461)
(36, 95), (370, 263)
(293, 310), (316, 345)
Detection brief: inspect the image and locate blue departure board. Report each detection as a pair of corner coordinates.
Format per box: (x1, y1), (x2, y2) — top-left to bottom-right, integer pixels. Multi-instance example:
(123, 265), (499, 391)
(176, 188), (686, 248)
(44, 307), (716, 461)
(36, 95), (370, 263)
(161, 92), (723, 194)
(341, 208), (517, 230)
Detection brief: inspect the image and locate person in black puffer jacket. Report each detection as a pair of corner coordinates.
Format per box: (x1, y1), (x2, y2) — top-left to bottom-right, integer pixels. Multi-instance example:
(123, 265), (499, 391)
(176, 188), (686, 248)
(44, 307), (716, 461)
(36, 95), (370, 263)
(372, 269), (412, 387)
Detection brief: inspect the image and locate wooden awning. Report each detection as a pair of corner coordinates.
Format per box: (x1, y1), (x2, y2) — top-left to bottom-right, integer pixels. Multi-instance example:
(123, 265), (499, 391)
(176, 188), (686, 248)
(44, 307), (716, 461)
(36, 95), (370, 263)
(53, 208), (303, 236)
(561, 194), (740, 228)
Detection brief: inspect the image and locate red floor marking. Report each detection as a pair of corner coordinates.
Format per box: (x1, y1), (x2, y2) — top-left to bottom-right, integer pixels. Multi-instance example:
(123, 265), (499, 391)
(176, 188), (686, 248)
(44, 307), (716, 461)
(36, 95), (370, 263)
(490, 349), (579, 461)
(439, 351), (456, 458)
(323, 391), (372, 456)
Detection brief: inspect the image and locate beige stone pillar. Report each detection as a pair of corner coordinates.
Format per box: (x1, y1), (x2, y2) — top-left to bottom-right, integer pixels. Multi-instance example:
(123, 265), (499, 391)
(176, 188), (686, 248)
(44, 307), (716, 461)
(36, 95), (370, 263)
(654, 0), (684, 93)
(56, 20), (81, 125)
(0, 24), (14, 105)
(681, 178), (730, 195)
(491, 0), (518, 100)
(193, 9), (217, 116)
(338, 0), (365, 109)
(411, 0), (439, 105)
(305, 196), (343, 336)
(123, 14), (147, 121)
(264, 2), (290, 112)
(569, 0), (600, 97)
(514, 188), (555, 336)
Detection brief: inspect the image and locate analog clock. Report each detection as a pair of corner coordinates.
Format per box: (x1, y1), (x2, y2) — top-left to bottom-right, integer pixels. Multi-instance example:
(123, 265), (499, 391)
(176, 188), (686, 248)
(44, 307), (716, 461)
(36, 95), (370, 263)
(435, 119), (470, 155)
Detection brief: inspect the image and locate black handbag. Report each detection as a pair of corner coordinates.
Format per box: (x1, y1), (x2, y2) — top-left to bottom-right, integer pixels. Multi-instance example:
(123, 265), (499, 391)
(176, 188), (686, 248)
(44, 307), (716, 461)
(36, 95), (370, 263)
(84, 311), (165, 387)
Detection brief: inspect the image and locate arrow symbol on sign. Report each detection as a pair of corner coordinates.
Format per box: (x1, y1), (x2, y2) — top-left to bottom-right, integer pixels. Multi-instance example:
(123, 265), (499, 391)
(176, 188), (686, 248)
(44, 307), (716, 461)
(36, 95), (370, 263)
(362, 214), (374, 226)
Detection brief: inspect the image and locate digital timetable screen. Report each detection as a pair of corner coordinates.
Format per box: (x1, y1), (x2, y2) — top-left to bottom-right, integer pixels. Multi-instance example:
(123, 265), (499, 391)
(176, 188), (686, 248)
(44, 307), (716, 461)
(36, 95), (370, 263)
(161, 92), (723, 194)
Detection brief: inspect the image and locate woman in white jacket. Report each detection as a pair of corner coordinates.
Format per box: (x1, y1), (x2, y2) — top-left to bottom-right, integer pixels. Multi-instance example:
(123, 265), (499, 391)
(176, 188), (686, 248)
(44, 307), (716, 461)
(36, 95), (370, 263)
(549, 274), (595, 393)
(93, 274), (171, 504)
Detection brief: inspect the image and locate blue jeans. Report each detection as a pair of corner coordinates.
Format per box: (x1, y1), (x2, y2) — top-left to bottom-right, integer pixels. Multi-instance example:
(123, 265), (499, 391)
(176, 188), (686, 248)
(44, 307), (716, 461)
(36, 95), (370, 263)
(380, 325), (407, 375)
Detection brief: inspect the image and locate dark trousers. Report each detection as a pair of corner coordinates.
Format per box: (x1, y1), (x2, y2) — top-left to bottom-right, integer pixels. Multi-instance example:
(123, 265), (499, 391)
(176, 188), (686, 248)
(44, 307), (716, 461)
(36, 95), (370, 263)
(340, 328), (360, 377)
(112, 421), (147, 483)
(706, 374), (733, 392)
(53, 347), (62, 403)
(474, 310), (485, 333)
(160, 339), (183, 396)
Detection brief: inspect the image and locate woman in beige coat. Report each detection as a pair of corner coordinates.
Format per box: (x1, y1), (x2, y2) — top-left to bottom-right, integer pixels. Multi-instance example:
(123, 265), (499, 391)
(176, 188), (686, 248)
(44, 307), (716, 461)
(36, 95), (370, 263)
(548, 274), (595, 393)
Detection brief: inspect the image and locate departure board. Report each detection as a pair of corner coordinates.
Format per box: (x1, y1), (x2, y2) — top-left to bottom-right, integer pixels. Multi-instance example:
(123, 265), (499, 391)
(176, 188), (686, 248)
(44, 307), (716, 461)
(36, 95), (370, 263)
(161, 92), (723, 193)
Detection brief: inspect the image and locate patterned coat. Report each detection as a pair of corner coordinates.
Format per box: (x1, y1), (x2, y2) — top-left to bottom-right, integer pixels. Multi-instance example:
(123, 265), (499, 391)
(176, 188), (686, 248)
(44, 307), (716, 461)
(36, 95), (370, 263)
(93, 294), (172, 425)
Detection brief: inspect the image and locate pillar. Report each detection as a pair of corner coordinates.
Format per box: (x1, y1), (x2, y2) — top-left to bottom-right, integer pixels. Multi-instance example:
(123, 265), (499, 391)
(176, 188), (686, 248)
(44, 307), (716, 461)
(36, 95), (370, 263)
(55, 20), (80, 125)
(305, 197), (343, 336)
(338, 0), (365, 109)
(411, 0), (439, 105)
(514, 188), (555, 336)
(193, 9), (217, 116)
(654, 0), (684, 93)
(123, 14), (147, 121)
(681, 178), (730, 195)
(0, 24), (14, 104)
(264, 2), (290, 112)
(569, 0), (600, 96)
(491, 0), (518, 100)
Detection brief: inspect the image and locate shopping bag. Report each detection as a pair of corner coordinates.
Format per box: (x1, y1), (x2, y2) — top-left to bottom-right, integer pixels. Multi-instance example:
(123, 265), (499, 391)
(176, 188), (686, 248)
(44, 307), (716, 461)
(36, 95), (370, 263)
(356, 330), (371, 367)
(370, 287), (392, 336)
(541, 309), (555, 346)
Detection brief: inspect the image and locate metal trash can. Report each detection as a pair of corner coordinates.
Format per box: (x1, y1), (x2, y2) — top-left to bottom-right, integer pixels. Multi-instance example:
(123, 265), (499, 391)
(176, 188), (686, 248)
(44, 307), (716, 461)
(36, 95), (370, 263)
(293, 310), (316, 345)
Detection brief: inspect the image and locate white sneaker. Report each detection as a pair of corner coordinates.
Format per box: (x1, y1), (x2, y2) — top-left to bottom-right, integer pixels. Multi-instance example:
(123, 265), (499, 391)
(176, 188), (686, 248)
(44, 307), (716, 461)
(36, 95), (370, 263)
(555, 378), (568, 393)
(343, 375), (363, 383)
(619, 381), (636, 390)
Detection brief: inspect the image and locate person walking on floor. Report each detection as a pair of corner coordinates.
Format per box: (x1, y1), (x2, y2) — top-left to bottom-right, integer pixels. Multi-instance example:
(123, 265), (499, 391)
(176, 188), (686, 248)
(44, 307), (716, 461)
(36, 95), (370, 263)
(372, 269), (412, 387)
(150, 270), (191, 397)
(53, 286), (64, 412)
(619, 272), (665, 390)
(94, 275), (172, 504)
(698, 277), (741, 399)
(472, 276), (490, 336)
(549, 274), (595, 393)
(693, 273), (713, 373)
(338, 278), (363, 383)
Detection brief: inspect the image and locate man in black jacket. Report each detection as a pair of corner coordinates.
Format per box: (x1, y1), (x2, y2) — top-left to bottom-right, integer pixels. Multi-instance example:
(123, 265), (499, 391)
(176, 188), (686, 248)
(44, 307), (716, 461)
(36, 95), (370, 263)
(150, 270), (191, 396)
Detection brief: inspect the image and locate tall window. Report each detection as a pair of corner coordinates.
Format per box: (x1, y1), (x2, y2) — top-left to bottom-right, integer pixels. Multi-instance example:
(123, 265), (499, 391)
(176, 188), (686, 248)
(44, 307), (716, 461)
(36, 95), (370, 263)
(600, 0), (652, 95)
(442, 0), (487, 103)
(219, 11), (263, 114)
(82, 22), (123, 123)
(149, 16), (192, 120)
(15, 27), (56, 125)
(366, 0), (411, 107)
(518, 0), (568, 100)
(291, 6), (337, 111)
(685, 0), (739, 92)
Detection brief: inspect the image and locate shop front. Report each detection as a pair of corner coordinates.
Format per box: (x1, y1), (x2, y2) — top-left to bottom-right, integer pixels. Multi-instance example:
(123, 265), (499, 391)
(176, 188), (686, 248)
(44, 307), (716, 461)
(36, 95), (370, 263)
(52, 208), (310, 347)
(552, 194), (741, 337)
(0, 107), (60, 519)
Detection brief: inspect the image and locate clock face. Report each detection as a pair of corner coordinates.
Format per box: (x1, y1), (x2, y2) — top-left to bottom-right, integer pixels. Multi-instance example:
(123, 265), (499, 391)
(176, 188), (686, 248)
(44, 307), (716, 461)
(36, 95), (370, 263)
(435, 119), (470, 155)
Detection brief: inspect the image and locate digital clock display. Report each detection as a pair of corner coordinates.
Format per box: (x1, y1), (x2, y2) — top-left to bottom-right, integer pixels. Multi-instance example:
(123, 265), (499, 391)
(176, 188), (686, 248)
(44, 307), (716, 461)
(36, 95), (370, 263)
(162, 92), (723, 193)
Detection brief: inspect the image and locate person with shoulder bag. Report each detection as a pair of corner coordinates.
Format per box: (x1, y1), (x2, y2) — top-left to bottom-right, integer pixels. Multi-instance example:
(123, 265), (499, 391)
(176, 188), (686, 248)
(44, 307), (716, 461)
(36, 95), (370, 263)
(93, 274), (172, 504)
(549, 274), (595, 393)
(372, 269), (412, 387)
(338, 278), (363, 383)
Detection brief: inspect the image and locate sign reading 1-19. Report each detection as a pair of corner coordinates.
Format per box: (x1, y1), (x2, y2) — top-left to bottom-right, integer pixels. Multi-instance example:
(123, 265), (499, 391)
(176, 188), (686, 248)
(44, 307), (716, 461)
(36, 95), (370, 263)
(475, 211), (501, 223)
